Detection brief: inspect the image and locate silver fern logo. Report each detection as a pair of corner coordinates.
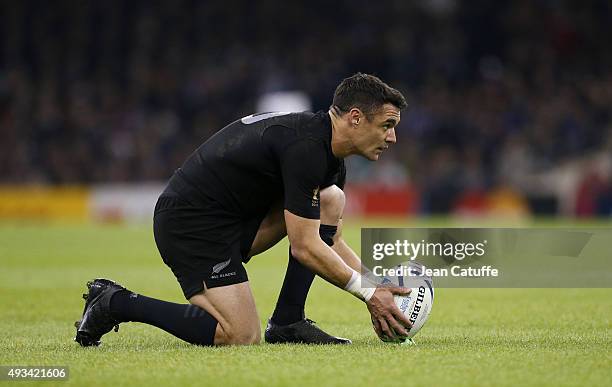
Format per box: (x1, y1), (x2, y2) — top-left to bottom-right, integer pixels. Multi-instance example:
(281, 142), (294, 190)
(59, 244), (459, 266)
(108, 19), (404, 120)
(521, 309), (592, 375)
(212, 258), (231, 274)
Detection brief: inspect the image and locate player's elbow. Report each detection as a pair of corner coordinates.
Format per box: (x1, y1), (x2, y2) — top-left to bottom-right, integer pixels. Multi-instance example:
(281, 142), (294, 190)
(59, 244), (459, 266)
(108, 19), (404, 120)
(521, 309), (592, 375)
(284, 209), (327, 267)
(288, 240), (319, 268)
(286, 226), (314, 257)
(288, 243), (311, 264)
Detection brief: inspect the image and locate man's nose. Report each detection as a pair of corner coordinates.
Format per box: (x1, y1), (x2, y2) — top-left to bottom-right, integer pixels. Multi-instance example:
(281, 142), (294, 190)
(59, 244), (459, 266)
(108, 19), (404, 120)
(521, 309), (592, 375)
(386, 128), (397, 144)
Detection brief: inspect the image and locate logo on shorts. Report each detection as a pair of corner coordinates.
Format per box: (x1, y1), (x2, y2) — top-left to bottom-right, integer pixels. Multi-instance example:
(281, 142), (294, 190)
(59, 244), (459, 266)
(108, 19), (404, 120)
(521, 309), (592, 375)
(212, 258), (231, 274)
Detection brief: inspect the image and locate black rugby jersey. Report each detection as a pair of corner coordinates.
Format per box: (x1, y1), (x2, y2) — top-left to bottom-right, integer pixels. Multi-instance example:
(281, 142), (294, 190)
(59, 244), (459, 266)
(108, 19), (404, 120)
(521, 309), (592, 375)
(168, 111), (346, 219)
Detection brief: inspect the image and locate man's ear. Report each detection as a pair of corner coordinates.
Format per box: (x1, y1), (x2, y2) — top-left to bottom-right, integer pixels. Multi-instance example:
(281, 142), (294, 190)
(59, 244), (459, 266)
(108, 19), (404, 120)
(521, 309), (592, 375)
(349, 108), (362, 126)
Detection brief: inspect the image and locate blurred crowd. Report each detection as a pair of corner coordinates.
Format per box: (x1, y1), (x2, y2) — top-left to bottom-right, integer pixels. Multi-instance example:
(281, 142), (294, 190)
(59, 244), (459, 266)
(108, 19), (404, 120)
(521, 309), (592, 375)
(1, 0), (611, 214)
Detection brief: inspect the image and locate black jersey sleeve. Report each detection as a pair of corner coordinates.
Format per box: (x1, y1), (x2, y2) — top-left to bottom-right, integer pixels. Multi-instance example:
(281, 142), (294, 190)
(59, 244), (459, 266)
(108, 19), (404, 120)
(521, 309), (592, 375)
(322, 159), (346, 190)
(280, 139), (329, 219)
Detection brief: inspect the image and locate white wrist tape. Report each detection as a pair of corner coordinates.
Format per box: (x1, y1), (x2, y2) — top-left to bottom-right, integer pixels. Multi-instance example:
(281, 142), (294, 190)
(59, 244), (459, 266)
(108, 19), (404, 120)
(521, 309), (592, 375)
(344, 270), (376, 302)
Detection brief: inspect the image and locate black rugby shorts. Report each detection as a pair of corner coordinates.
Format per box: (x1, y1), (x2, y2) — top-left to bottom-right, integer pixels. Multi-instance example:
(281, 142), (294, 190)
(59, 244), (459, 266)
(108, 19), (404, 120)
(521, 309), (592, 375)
(153, 193), (263, 299)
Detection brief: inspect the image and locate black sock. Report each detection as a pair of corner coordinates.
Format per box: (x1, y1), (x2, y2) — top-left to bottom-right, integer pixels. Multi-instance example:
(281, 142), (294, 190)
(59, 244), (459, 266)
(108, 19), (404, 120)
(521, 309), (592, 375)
(109, 290), (218, 346)
(271, 224), (337, 326)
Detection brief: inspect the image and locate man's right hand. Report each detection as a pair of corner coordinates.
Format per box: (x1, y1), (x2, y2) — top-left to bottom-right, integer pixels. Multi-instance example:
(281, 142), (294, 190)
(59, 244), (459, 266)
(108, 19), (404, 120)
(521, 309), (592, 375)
(366, 286), (412, 341)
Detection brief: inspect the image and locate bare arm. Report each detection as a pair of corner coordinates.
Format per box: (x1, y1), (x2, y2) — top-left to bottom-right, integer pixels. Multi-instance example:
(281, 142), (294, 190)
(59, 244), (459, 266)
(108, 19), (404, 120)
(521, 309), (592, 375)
(285, 210), (412, 339)
(331, 219), (363, 272)
(332, 219), (387, 301)
(284, 210), (354, 288)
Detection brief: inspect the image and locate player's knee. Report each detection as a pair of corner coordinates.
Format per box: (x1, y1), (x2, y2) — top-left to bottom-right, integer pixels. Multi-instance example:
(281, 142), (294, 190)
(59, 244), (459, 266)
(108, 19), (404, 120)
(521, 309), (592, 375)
(225, 328), (260, 346)
(250, 327), (262, 344)
(216, 322), (260, 346)
(320, 185), (345, 222)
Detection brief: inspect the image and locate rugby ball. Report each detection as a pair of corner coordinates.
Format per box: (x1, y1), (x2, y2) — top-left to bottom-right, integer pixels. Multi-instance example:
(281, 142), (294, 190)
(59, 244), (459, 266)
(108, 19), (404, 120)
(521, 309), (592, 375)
(381, 261), (434, 342)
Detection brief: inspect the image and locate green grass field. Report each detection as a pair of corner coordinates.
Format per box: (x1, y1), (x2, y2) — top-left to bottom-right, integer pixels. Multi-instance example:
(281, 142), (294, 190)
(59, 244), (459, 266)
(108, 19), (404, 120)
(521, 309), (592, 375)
(0, 219), (610, 386)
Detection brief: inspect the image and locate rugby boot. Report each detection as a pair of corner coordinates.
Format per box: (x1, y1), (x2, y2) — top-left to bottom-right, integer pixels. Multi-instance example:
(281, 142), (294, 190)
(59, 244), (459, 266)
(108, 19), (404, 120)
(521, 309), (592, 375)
(265, 318), (352, 344)
(74, 278), (126, 347)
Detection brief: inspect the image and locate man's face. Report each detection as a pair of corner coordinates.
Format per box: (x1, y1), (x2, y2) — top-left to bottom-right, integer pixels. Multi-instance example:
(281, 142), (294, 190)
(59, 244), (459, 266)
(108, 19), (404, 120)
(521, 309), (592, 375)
(352, 103), (400, 161)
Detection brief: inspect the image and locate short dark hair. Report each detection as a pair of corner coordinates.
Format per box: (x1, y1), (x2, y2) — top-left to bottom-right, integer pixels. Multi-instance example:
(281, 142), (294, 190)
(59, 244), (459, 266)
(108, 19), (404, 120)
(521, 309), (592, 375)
(331, 73), (407, 119)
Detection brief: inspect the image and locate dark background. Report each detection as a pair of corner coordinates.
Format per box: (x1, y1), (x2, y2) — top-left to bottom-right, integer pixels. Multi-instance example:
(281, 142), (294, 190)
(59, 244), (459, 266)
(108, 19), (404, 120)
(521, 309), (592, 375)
(1, 0), (610, 214)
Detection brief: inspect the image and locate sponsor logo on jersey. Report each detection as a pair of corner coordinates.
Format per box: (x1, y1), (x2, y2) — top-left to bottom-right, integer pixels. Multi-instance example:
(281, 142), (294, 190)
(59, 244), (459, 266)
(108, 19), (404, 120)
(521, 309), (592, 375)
(312, 186), (320, 207)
